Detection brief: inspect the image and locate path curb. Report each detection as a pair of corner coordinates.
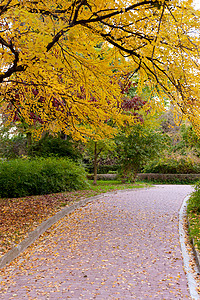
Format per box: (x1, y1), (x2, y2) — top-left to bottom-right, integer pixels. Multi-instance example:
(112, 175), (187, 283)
(0, 188), (149, 269)
(0, 194), (104, 269)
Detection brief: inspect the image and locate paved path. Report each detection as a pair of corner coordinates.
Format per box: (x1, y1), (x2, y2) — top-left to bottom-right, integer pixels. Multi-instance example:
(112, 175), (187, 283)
(0, 185), (195, 299)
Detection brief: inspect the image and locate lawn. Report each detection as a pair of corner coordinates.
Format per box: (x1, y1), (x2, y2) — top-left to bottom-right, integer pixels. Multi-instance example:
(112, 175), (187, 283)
(187, 188), (200, 253)
(0, 180), (150, 257)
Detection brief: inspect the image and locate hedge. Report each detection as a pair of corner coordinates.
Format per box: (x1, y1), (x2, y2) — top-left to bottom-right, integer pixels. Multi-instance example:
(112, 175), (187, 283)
(86, 164), (120, 174)
(0, 157), (89, 198)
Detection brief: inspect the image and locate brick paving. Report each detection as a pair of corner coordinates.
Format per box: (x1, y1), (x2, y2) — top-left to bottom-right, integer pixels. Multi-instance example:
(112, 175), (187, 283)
(0, 185), (194, 299)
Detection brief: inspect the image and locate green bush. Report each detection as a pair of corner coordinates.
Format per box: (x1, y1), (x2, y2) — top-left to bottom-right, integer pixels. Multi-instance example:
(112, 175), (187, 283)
(0, 158), (89, 198)
(0, 135), (27, 159)
(187, 181), (200, 251)
(29, 134), (81, 160)
(187, 181), (200, 213)
(143, 157), (200, 174)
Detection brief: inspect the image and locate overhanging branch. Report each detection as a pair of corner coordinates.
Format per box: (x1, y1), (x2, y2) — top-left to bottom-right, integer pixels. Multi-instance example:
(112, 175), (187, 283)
(0, 36), (27, 82)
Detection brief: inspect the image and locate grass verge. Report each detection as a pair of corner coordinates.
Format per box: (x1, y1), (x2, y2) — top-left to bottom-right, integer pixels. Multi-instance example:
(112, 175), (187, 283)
(187, 187), (200, 252)
(0, 180), (150, 257)
(187, 211), (200, 251)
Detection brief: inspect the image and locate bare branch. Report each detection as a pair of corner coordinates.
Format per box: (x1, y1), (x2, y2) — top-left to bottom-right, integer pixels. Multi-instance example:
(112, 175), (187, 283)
(0, 0), (12, 16)
(46, 0), (152, 52)
(0, 36), (27, 82)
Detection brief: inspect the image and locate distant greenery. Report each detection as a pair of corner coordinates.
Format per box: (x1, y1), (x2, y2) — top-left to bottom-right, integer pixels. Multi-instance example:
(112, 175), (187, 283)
(0, 134), (27, 159)
(142, 119), (200, 175)
(86, 164), (120, 174)
(1, 113), (200, 187)
(0, 157), (89, 198)
(115, 125), (167, 182)
(0, 130), (81, 161)
(143, 157), (200, 174)
(141, 177), (199, 185)
(29, 133), (81, 160)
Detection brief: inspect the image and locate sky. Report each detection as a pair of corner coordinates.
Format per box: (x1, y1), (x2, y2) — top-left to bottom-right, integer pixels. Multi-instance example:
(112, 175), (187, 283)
(193, 0), (200, 9)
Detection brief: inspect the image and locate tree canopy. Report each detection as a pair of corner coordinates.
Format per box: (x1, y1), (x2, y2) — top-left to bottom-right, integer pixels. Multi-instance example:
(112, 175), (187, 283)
(1, 0), (200, 139)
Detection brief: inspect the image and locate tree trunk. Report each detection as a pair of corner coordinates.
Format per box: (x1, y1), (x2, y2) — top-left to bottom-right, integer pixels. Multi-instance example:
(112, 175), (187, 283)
(93, 141), (98, 185)
(121, 164), (137, 183)
(26, 131), (32, 153)
(130, 170), (138, 183)
(60, 131), (67, 140)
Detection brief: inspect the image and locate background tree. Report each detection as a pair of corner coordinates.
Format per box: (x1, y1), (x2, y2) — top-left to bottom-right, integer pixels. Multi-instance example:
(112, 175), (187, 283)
(116, 123), (168, 182)
(28, 133), (82, 160)
(84, 139), (117, 185)
(142, 113), (200, 175)
(83, 72), (149, 184)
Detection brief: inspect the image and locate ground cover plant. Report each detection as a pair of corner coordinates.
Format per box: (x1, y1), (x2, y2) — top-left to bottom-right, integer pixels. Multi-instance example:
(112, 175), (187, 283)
(0, 180), (149, 257)
(187, 182), (200, 252)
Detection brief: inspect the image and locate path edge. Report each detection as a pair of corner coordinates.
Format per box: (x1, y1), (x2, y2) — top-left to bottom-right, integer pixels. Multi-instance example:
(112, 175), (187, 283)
(0, 194), (105, 269)
(179, 194), (200, 299)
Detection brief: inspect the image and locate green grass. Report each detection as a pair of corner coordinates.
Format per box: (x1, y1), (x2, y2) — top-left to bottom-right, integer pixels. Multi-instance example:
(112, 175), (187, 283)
(87, 180), (151, 195)
(187, 211), (200, 251)
(187, 187), (200, 251)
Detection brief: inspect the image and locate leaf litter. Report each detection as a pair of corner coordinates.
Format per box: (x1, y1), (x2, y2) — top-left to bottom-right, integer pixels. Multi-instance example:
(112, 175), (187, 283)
(0, 185), (199, 299)
(0, 181), (149, 257)
(0, 189), (103, 257)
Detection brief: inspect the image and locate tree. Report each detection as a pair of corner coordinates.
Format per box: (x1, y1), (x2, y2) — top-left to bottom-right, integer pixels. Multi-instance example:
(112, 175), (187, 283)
(1, 1), (200, 139)
(116, 124), (167, 182)
(84, 73), (148, 184)
(84, 138), (117, 184)
(29, 133), (82, 159)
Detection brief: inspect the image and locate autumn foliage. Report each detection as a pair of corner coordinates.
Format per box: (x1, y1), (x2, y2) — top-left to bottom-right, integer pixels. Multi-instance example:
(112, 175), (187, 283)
(0, 0), (200, 139)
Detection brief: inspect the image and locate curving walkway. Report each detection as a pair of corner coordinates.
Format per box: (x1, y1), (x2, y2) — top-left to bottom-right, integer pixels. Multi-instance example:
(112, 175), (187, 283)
(0, 185), (195, 299)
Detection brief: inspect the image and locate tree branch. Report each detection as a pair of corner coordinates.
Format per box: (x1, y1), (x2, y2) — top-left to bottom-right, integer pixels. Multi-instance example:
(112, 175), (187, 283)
(0, 36), (27, 82)
(46, 0), (152, 52)
(0, 0), (12, 16)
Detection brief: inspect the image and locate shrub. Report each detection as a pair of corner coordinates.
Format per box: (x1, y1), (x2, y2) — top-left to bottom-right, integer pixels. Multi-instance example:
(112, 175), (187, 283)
(0, 157), (89, 198)
(0, 135), (27, 159)
(29, 134), (81, 160)
(187, 181), (200, 252)
(115, 125), (167, 182)
(143, 157), (200, 174)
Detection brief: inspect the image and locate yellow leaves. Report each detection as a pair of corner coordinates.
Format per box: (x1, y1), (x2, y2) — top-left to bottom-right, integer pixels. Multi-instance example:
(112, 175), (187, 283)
(1, 0), (200, 139)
